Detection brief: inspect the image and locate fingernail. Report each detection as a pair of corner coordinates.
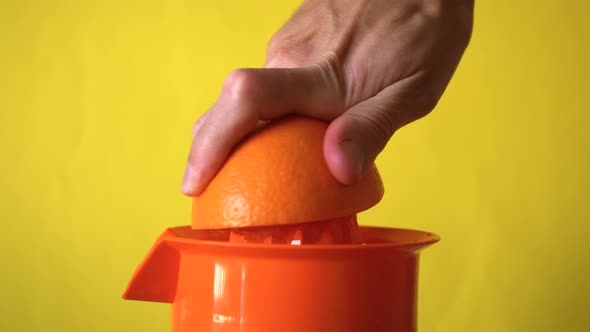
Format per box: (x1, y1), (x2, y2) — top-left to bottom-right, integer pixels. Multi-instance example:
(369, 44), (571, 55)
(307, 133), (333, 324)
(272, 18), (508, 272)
(181, 166), (194, 195)
(340, 140), (365, 182)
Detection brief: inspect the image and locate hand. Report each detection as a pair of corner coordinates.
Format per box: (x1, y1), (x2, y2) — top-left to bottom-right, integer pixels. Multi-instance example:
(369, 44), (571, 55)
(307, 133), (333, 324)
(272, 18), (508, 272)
(182, 0), (473, 196)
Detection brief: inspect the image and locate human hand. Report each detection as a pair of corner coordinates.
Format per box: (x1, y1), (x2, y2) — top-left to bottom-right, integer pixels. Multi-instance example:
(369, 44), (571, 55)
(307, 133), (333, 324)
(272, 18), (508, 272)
(182, 0), (473, 196)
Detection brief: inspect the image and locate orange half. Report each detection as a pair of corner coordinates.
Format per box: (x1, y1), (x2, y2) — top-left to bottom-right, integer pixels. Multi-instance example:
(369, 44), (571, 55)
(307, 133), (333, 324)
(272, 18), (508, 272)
(191, 116), (384, 243)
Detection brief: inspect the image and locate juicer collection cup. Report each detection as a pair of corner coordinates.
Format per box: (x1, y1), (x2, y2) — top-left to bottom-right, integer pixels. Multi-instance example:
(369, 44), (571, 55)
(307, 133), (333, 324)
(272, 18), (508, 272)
(123, 225), (439, 332)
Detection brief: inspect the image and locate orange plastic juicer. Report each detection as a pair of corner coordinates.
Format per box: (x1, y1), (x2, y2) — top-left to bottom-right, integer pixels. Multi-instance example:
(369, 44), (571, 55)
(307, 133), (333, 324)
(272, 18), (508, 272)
(123, 117), (440, 332)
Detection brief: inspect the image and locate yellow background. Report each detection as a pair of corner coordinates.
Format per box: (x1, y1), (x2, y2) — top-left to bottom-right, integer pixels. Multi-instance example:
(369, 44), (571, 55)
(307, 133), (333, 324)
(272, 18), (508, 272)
(1, 1), (588, 331)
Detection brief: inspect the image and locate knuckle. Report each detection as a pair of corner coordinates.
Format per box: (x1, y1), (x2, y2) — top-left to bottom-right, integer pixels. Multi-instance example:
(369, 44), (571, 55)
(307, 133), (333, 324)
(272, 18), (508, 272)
(267, 33), (292, 57)
(222, 69), (260, 104)
(267, 33), (298, 62)
(266, 30), (315, 66)
(269, 40), (307, 65)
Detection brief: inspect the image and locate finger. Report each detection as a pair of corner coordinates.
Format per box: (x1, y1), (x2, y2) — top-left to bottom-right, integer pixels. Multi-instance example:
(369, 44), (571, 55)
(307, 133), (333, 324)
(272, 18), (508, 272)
(182, 61), (344, 196)
(192, 110), (210, 136)
(324, 73), (437, 184)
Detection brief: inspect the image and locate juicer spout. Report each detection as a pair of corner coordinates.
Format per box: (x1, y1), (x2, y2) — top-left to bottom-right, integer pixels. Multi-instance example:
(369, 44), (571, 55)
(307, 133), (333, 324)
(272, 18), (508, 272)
(122, 229), (181, 303)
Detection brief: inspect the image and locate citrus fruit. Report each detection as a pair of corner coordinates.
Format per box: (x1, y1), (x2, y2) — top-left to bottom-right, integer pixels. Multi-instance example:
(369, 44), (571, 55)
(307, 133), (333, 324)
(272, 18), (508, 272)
(191, 116), (384, 232)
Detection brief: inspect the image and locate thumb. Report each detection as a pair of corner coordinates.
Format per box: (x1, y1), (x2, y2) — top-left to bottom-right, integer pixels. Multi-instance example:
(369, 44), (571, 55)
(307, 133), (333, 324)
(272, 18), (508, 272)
(324, 75), (433, 185)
